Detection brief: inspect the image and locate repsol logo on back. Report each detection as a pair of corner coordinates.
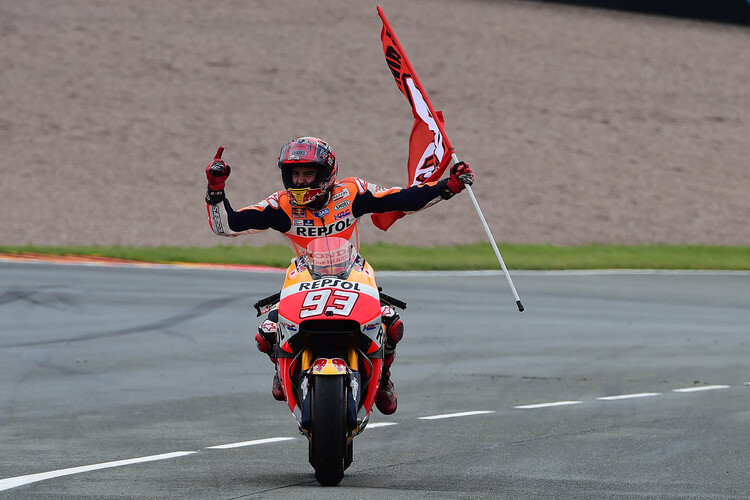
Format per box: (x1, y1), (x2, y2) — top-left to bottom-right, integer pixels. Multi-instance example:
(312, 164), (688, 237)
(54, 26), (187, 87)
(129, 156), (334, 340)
(295, 217), (353, 236)
(299, 279), (361, 291)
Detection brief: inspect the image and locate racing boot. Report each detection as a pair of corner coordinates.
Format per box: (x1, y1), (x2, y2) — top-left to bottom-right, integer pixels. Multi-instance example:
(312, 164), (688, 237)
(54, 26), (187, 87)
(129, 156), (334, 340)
(375, 366), (397, 415)
(271, 370), (285, 402)
(255, 312), (284, 401)
(375, 306), (404, 415)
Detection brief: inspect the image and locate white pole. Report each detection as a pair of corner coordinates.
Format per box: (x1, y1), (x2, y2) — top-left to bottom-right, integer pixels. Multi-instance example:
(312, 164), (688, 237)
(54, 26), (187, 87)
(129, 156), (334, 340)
(452, 153), (524, 312)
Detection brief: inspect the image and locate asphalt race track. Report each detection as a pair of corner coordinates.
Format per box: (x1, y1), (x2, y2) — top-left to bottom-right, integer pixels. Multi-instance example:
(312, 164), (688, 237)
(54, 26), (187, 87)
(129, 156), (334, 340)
(1, 262), (749, 498)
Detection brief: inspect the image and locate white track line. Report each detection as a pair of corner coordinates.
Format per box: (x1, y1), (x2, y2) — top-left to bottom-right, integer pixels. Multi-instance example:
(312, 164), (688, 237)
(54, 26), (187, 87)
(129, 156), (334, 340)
(0, 437), (299, 491)
(419, 410), (496, 420)
(206, 437), (295, 449)
(597, 393), (661, 401)
(0, 451), (196, 492)
(1, 383), (737, 491)
(673, 385), (730, 393)
(513, 401), (581, 409)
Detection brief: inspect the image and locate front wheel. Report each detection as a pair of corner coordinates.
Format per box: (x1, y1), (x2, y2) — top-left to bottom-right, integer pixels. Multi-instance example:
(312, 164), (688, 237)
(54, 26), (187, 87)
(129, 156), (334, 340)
(310, 375), (347, 486)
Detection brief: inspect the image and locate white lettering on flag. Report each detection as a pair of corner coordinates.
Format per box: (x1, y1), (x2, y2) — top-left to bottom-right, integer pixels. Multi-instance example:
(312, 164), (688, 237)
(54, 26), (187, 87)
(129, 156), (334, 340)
(407, 78), (446, 186)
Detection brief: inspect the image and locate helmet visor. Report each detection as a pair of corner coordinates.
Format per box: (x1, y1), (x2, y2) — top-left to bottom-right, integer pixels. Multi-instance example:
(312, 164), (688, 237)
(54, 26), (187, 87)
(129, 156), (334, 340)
(279, 140), (333, 171)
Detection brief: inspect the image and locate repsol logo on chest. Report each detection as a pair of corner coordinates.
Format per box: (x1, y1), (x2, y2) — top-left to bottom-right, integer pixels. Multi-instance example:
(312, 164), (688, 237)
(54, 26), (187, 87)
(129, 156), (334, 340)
(299, 279), (361, 291)
(295, 217), (353, 236)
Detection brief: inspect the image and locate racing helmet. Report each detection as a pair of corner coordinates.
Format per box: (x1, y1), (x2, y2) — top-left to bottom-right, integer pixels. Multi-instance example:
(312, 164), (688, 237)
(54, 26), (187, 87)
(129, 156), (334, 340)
(278, 137), (338, 206)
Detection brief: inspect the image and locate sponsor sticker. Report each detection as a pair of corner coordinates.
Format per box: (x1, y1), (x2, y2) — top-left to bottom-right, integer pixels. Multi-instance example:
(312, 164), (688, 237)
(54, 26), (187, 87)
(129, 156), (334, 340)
(334, 210), (351, 221)
(295, 217), (353, 236)
(292, 219), (314, 226)
(280, 322), (298, 333)
(292, 208), (306, 218)
(332, 188), (350, 201)
(260, 320), (276, 333)
(334, 200), (350, 211)
(298, 279), (361, 291)
(363, 322), (379, 332)
(313, 208), (330, 218)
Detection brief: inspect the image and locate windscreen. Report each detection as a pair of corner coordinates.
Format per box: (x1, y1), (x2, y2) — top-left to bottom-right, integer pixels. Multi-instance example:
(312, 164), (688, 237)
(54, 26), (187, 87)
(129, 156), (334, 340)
(304, 237), (356, 279)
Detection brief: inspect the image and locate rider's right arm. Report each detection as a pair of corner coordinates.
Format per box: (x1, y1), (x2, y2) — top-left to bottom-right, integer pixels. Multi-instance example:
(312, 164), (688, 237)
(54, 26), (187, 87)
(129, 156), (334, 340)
(206, 195), (291, 237)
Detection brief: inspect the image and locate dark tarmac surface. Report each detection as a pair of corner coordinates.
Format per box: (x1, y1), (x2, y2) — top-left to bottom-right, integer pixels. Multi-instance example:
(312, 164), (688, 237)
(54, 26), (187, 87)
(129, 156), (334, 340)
(1, 263), (749, 498)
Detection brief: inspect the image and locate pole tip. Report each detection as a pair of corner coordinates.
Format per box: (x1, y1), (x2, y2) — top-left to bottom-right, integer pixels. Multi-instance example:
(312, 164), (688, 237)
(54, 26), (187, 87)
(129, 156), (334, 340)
(516, 300), (524, 312)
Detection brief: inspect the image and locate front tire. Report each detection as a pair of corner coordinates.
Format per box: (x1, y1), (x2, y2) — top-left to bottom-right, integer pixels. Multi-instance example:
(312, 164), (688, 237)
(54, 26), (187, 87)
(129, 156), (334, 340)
(311, 375), (347, 486)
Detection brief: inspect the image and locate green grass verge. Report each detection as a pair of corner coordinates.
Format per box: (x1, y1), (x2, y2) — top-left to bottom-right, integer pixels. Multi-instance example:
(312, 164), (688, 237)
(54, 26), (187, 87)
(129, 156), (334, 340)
(1, 243), (749, 270)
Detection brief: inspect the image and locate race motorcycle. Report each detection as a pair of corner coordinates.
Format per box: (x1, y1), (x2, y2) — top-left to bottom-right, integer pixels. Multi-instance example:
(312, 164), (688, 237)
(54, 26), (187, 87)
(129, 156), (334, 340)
(253, 236), (406, 486)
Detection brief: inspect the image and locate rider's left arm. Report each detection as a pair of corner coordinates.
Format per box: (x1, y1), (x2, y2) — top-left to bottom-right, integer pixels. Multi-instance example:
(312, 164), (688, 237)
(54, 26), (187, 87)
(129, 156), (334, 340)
(350, 180), (445, 217)
(351, 162), (473, 217)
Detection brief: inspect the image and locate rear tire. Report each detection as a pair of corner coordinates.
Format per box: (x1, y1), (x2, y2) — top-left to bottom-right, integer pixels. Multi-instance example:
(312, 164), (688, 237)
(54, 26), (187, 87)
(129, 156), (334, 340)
(311, 375), (347, 486)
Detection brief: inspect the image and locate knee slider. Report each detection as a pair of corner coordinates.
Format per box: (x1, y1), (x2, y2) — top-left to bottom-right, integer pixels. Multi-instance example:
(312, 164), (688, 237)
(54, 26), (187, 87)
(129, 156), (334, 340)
(381, 305), (404, 347)
(387, 317), (404, 345)
(255, 334), (270, 353)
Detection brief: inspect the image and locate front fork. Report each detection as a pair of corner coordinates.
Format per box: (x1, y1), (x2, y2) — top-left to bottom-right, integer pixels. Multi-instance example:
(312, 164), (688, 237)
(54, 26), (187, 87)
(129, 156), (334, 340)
(298, 347), (362, 436)
(301, 343), (358, 372)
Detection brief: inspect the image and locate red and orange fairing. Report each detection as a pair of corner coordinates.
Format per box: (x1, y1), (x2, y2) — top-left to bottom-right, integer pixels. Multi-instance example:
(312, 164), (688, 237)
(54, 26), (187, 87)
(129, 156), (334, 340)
(275, 258), (384, 416)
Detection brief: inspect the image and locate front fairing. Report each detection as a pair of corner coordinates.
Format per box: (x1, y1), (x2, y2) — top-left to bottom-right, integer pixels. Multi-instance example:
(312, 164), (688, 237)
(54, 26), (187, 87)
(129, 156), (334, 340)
(275, 254), (384, 423)
(277, 261), (382, 347)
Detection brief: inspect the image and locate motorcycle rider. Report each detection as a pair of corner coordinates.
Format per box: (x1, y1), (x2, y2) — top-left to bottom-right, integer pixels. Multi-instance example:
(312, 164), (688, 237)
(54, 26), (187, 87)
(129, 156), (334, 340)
(205, 136), (473, 415)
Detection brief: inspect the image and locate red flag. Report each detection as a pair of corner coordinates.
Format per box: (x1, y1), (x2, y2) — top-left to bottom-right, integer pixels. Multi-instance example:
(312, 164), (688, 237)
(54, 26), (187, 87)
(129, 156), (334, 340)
(371, 6), (455, 231)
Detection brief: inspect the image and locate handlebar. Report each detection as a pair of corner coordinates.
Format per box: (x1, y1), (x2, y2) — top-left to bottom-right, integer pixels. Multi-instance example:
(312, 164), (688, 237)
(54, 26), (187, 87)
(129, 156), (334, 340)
(378, 287), (407, 310)
(253, 292), (280, 317)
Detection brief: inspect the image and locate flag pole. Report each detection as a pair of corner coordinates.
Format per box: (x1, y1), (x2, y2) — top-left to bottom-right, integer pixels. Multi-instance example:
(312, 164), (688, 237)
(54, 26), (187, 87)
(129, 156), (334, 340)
(378, 6), (523, 311)
(452, 152), (524, 312)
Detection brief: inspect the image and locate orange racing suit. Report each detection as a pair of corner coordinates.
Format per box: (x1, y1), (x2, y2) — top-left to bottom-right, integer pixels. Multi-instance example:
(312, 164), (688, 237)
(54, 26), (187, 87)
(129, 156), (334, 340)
(206, 176), (445, 254)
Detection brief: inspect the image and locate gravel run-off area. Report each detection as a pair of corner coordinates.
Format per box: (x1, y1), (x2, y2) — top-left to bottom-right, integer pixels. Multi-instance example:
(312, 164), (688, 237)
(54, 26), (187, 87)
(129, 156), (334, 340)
(2, 0), (749, 249)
